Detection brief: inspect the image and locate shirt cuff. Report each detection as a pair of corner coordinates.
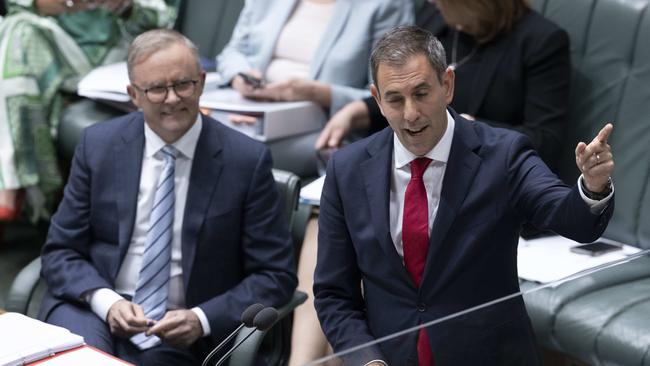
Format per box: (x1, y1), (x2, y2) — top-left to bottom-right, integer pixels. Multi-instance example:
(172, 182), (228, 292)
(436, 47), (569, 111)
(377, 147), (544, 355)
(87, 288), (125, 322)
(191, 307), (211, 337)
(577, 175), (614, 214)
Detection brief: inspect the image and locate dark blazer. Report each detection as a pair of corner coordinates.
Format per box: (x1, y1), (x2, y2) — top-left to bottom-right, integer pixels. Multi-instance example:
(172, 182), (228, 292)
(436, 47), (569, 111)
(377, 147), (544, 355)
(314, 111), (613, 365)
(39, 112), (297, 352)
(367, 5), (570, 171)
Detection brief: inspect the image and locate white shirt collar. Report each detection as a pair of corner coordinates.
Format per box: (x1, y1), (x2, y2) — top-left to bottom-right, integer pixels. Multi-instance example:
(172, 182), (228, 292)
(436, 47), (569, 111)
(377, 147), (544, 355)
(144, 114), (203, 159)
(393, 109), (455, 169)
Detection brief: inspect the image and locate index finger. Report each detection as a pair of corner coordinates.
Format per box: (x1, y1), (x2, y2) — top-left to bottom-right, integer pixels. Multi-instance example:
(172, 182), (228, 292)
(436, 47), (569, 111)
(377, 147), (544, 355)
(595, 123), (614, 143)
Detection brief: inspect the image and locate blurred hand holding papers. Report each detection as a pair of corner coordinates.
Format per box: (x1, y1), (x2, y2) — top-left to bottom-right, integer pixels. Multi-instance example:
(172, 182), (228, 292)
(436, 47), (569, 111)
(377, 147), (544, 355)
(201, 88), (326, 141)
(0, 312), (84, 366)
(517, 236), (641, 285)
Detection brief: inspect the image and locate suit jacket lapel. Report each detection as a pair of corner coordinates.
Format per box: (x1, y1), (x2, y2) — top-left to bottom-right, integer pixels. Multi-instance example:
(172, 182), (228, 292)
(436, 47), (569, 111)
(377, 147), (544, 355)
(310, 0), (351, 79)
(361, 129), (415, 286)
(181, 115), (224, 290)
(421, 112), (481, 292)
(115, 114), (145, 276)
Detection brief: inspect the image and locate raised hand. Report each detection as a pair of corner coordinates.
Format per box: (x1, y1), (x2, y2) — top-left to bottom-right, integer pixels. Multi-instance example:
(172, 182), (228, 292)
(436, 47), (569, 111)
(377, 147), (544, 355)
(575, 123), (614, 193)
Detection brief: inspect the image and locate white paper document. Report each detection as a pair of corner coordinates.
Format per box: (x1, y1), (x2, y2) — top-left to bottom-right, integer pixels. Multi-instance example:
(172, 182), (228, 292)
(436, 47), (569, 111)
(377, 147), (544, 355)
(0, 313), (84, 366)
(299, 175), (325, 206)
(517, 235), (641, 284)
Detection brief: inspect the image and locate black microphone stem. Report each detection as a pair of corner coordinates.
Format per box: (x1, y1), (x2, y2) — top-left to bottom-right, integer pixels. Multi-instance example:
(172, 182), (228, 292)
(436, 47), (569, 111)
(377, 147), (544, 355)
(201, 323), (245, 366)
(214, 328), (258, 366)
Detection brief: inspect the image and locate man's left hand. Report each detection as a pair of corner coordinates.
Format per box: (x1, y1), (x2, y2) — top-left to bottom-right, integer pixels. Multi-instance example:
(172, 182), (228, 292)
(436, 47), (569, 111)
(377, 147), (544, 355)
(575, 123), (615, 192)
(146, 309), (203, 349)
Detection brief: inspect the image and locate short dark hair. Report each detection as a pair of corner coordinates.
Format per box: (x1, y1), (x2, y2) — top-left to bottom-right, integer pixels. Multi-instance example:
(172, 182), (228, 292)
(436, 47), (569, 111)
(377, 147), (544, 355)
(127, 29), (201, 81)
(370, 26), (447, 91)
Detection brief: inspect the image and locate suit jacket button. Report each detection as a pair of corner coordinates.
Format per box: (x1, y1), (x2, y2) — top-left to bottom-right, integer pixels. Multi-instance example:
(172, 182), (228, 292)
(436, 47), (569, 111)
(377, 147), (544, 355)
(418, 303), (427, 312)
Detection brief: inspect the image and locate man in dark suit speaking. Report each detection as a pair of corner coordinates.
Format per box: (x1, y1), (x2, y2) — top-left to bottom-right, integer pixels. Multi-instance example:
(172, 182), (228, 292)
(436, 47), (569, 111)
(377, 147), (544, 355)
(38, 29), (297, 365)
(314, 26), (614, 366)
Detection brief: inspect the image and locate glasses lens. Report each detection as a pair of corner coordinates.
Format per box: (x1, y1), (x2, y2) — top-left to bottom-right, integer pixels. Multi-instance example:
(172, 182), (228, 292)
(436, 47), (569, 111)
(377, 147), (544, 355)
(174, 81), (196, 98)
(146, 86), (167, 103)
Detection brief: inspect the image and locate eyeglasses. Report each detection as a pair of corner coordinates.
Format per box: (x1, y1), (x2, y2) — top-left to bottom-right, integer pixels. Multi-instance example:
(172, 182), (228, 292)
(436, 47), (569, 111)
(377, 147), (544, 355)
(133, 79), (199, 103)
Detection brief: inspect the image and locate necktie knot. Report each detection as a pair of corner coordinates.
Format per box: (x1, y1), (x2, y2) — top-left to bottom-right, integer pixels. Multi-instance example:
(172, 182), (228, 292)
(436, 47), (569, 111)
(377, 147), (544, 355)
(410, 157), (432, 179)
(161, 145), (178, 163)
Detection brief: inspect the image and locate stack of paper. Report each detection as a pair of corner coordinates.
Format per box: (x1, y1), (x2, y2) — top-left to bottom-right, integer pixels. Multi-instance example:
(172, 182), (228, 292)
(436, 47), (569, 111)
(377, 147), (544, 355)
(0, 313), (84, 366)
(517, 235), (641, 284)
(299, 175), (325, 206)
(201, 88), (325, 141)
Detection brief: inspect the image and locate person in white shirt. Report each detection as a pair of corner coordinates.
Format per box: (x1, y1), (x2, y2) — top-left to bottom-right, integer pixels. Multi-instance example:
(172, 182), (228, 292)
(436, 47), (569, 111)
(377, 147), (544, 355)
(39, 29), (296, 365)
(313, 26), (614, 366)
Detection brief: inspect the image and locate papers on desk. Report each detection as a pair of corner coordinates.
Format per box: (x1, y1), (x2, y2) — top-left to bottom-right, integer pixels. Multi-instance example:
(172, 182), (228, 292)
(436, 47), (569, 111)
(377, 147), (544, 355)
(299, 175), (325, 206)
(0, 312), (84, 366)
(201, 88), (326, 141)
(29, 346), (133, 365)
(517, 235), (641, 285)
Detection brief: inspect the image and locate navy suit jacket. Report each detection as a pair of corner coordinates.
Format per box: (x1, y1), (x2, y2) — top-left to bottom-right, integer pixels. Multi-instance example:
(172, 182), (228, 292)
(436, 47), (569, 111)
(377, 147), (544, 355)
(39, 112), (297, 352)
(314, 111), (613, 365)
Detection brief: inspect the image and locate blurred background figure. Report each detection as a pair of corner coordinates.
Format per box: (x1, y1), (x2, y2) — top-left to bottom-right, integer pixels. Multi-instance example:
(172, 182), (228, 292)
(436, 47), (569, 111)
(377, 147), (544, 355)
(0, 0), (179, 239)
(215, 0), (413, 178)
(317, 0), (570, 172)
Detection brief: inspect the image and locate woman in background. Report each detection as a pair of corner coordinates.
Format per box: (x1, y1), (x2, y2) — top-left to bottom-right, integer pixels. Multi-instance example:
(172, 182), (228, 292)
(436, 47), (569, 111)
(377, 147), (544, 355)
(0, 0), (179, 234)
(215, 0), (413, 178)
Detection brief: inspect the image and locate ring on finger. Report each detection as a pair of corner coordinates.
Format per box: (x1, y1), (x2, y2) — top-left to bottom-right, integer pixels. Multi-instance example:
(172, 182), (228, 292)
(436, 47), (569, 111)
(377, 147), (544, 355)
(596, 154), (601, 164)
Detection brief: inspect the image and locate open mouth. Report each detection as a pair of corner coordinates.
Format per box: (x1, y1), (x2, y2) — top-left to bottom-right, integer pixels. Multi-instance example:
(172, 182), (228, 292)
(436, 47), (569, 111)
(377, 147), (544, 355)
(405, 125), (427, 136)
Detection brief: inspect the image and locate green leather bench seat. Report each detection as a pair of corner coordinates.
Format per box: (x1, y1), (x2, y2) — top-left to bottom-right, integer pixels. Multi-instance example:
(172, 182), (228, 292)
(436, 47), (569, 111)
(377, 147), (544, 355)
(555, 278), (650, 365)
(522, 0), (650, 364)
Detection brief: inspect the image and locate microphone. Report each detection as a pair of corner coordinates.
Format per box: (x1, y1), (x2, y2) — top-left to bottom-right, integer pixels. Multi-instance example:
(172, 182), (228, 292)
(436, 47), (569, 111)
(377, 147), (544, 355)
(201, 303), (265, 366)
(213, 307), (279, 366)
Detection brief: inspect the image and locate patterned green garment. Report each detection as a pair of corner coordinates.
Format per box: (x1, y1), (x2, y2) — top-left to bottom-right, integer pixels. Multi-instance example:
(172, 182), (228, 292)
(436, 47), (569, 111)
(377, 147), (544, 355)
(0, 0), (179, 220)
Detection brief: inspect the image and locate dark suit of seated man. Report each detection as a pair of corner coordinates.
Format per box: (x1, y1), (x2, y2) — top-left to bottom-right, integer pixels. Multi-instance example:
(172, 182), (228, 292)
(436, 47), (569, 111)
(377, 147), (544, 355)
(38, 29), (297, 365)
(314, 26), (615, 366)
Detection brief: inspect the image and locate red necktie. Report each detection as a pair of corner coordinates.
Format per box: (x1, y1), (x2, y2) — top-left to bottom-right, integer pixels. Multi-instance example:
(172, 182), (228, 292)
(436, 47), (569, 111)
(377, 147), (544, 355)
(403, 157), (434, 366)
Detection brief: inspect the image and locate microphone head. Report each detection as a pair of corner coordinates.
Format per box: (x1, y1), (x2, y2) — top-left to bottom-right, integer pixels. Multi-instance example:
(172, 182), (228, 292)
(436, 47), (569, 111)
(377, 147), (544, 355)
(241, 303), (265, 327)
(253, 307), (279, 331)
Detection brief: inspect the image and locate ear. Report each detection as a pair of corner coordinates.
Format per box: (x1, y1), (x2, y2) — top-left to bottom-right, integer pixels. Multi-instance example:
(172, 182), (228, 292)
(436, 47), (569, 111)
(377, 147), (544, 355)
(442, 67), (455, 105)
(197, 70), (207, 97)
(370, 83), (386, 116)
(127, 84), (141, 109)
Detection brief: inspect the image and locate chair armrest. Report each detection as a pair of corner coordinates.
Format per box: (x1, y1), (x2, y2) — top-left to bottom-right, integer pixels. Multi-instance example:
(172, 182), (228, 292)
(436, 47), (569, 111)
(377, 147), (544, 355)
(228, 290), (308, 366)
(6, 257), (42, 314)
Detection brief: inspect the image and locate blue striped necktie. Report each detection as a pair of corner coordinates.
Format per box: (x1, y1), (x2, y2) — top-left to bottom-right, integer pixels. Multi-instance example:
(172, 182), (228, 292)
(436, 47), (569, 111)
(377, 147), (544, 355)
(131, 145), (178, 349)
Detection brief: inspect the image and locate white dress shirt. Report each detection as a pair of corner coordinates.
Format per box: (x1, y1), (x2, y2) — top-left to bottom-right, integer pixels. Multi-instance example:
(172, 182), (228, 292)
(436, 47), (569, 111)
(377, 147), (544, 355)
(88, 114), (212, 336)
(388, 111), (613, 260)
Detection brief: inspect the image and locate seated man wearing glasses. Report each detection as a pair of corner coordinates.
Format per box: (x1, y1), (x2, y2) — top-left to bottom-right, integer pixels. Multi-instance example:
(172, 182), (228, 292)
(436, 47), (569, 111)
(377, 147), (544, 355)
(38, 29), (297, 365)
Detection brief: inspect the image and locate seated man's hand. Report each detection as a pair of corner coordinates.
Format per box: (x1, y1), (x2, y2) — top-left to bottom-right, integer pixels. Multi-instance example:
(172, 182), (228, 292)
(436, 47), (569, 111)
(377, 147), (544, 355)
(107, 299), (150, 337)
(146, 309), (203, 349)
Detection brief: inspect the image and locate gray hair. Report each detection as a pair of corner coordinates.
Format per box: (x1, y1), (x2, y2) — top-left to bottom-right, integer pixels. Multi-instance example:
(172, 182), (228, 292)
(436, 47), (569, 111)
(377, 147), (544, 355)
(127, 29), (201, 81)
(370, 26), (447, 91)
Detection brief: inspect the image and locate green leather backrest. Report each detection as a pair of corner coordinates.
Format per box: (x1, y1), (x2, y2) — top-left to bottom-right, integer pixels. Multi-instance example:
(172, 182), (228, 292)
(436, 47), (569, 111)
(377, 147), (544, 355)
(531, 0), (650, 248)
(176, 0), (245, 59)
